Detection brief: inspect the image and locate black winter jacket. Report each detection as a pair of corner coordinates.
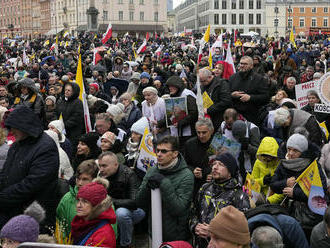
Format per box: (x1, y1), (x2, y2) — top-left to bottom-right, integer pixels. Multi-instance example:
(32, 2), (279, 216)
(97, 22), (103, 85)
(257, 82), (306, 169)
(0, 106), (59, 231)
(56, 82), (85, 145)
(202, 77), (232, 130)
(106, 164), (139, 210)
(229, 70), (270, 124)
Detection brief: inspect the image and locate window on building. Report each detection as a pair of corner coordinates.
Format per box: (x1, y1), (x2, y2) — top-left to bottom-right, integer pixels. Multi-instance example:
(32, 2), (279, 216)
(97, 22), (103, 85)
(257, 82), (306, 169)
(140, 11), (144, 21)
(311, 7), (316, 13)
(139, 0), (144, 5)
(324, 7), (328, 13)
(214, 0), (219, 9)
(232, 0), (236, 9)
(324, 18), (328, 27)
(154, 12), (158, 21)
(249, 14), (253, 24)
(232, 14), (236, 24)
(154, 0), (158, 4)
(103, 11), (108, 21)
(256, 0), (261, 9)
(119, 11), (123, 20)
(256, 13), (261, 24)
(288, 18), (292, 28)
(300, 7), (304, 13)
(129, 11), (134, 21)
(239, 13), (244, 24)
(299, 18), (305, 27)
(222, 13), (226, 24)
(249, 0), (253, 9)
(214, 13), (219, 24)
(129, 0), (133, 3)
(311, 18), (316, 27)
(239, 0), (244, 9)
(222, 0), (226, 9)
(118, 0), (123, 4)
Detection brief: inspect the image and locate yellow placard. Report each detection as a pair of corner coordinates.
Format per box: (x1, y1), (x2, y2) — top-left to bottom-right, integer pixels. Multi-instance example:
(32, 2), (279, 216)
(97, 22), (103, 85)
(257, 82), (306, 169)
(203, 91), (214, 109)
(319, 121), (329, 141)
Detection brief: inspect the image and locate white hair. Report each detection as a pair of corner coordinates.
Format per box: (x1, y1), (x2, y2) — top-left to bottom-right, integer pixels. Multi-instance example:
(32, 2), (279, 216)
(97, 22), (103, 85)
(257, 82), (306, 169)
(274, 107), (290, 126)
(287, 77), (296, 83)
(251, 226), (284, 248)
(199, 68), (212, 78)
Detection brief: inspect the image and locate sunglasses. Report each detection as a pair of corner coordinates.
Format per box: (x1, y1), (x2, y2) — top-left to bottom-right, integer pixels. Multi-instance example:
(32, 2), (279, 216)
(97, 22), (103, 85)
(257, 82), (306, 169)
(156, 149), (174, 154)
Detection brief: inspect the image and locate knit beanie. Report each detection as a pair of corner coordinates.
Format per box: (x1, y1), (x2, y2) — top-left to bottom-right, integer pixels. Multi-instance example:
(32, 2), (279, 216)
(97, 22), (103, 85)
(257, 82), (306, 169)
(232, 120), (247, 140)
(48, 119), (65, 134)
(0, 202), (45, 243)
(101, 131), (116, 145)
(77, 178), (109, 206)
(45, 95), (56, 104)
(166, 76), (184, 89)
(131, 117), (149, 135)
(131, 72), (141, 81)
(286, 133), (308, 153)
(215, 152), (238, 177)
(142, 86), (158, 95)
(107, 103), (124, 116)
(209, 205), (250, 245)
(140, 72), (150, 79)
(89, 83), (99, 92)
(78, 132), (99, 150)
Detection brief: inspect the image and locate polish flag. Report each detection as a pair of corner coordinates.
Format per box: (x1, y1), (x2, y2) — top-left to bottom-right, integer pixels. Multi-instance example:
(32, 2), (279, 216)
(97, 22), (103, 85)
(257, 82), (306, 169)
(224, 40), (236, 77)
(146, 32), (150, 41)
(154, 32), (158, 39)
(137, 39), (147, 54)
(155, 45), (164, 57)
(101, 23), (112, 44)
(93, 48), (102, 65)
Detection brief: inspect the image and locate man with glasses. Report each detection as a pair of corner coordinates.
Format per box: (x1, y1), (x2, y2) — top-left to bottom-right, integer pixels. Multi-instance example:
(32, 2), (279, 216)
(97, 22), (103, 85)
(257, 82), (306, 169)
(136, 136), (194, 242)
(229, 56), (269, 125)
(199, 68), (231, 131)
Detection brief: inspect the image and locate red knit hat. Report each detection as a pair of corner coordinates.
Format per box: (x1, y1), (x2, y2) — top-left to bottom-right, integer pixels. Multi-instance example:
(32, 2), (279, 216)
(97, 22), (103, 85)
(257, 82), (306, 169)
(77, 181), (107, 206)
(90, 83), (99, 92)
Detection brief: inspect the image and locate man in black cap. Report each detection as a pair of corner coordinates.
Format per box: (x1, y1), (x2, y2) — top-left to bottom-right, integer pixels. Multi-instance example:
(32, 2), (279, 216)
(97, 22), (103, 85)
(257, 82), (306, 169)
(190, 152), (250, 248)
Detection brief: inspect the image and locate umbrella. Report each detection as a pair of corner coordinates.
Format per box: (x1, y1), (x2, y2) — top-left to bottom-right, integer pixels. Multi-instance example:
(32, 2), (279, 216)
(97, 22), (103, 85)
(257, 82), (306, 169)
(104, 78), (129, 96)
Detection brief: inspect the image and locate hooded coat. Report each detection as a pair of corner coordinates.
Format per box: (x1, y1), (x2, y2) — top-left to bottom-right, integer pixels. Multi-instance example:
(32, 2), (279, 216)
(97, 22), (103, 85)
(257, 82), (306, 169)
(56, 82), (85, 146)
(251, 137), (283, 204)
(136, 154), (194, 242)
(0, 106), (59, 231)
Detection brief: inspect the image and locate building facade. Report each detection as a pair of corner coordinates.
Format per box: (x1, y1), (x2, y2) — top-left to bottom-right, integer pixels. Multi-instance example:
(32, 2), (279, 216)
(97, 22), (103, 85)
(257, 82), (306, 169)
(168, 0), (174, 11)
(175, 0), (267, 35)
(0, 0), (22, 38)
(265, 0), (330, 38)
(40, 0), (51, 35)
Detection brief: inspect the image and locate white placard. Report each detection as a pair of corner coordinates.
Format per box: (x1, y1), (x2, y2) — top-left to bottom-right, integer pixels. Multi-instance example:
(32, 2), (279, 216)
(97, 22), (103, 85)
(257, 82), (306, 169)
(295, 80), (319, 109)
(314, 104), (330, 114)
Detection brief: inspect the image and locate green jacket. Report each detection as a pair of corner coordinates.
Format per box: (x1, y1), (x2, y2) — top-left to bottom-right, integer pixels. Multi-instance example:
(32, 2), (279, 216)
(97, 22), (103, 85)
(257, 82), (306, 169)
(56, 186), (118, 239)
(136, 155), (194, 242)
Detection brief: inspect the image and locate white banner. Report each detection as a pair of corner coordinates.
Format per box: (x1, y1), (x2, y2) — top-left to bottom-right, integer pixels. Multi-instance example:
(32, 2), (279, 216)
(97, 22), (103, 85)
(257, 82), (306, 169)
(295, 80), (318, 109)
(314, 104), (330, 114)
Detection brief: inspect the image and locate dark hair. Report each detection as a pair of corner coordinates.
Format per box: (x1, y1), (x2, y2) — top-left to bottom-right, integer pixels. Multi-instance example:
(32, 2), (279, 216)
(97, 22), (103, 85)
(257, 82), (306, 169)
(156, 136), (179, 151)
(0, 97), (8, 103)
(76, 159), (98, 178)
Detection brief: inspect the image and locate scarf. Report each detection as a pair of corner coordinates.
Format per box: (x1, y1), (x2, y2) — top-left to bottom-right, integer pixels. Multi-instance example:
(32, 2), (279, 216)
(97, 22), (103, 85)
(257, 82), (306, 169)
(282, 156), (312, 172)
(158, 157), (178, 171)
(71, 217), (102, 242)
(125, 138), (140, 161)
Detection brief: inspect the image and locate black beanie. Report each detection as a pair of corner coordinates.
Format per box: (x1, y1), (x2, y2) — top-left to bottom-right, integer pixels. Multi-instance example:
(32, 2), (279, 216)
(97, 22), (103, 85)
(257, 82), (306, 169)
(215, 152), (238, 177)
(79, 132), (99, 151)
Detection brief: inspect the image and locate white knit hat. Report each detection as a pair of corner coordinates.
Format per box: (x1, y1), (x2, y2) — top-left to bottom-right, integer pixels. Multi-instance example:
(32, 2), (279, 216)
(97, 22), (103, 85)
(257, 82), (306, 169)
(131, 117), (149, 135)
(287, 134), (308, 153)
(142, 86), (158, 95)
(107, 103), (124, 116)
(48, 120), (65, 133)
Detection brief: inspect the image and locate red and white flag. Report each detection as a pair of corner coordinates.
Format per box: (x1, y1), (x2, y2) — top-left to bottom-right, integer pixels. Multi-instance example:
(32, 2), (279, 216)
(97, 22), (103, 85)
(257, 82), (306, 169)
(154, 32), (158, 39)
(155, 45), (164, 57)
(146, 32), (150, 41)
(101, 23), (112, 44)
(93, 49), (102, 65)
(224, 40), (236, 75)
(137, 39), (147, 54)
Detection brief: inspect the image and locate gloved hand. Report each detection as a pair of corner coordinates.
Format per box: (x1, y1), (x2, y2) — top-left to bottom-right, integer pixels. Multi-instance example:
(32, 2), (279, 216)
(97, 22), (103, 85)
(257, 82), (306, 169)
(147, 173), (165, 189)
(239, 137), (249, 151)
(263, 174), (273, 185)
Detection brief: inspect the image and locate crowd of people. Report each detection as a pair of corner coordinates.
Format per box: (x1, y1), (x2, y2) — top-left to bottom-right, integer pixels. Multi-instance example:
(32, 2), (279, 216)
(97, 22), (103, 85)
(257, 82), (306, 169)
(0, 31), (329, 248)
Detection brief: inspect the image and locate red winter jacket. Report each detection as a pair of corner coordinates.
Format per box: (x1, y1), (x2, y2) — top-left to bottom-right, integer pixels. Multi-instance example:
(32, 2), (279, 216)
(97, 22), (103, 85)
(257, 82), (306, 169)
(71, 207), (116, 248)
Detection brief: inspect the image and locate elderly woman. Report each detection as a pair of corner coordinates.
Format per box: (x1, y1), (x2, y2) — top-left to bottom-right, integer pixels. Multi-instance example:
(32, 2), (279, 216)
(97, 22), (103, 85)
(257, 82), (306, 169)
(71, 178), (116, 247)
(119, 92), (142, 134)
(270, 134), (327, 234)
(301, 90), (328, 123)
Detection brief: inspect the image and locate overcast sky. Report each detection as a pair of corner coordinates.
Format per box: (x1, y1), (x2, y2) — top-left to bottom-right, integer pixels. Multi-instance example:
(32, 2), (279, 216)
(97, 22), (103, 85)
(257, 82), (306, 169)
(173, 0), (183, 8)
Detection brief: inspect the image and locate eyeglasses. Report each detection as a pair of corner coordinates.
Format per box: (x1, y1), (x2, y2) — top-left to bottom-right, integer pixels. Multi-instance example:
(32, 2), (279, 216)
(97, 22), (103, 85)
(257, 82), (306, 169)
(156, 149), (174, 154)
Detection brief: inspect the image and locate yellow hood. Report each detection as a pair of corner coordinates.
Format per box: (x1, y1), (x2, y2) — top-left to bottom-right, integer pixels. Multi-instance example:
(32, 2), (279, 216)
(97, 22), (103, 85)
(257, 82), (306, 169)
(256, 137), (279, 162)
